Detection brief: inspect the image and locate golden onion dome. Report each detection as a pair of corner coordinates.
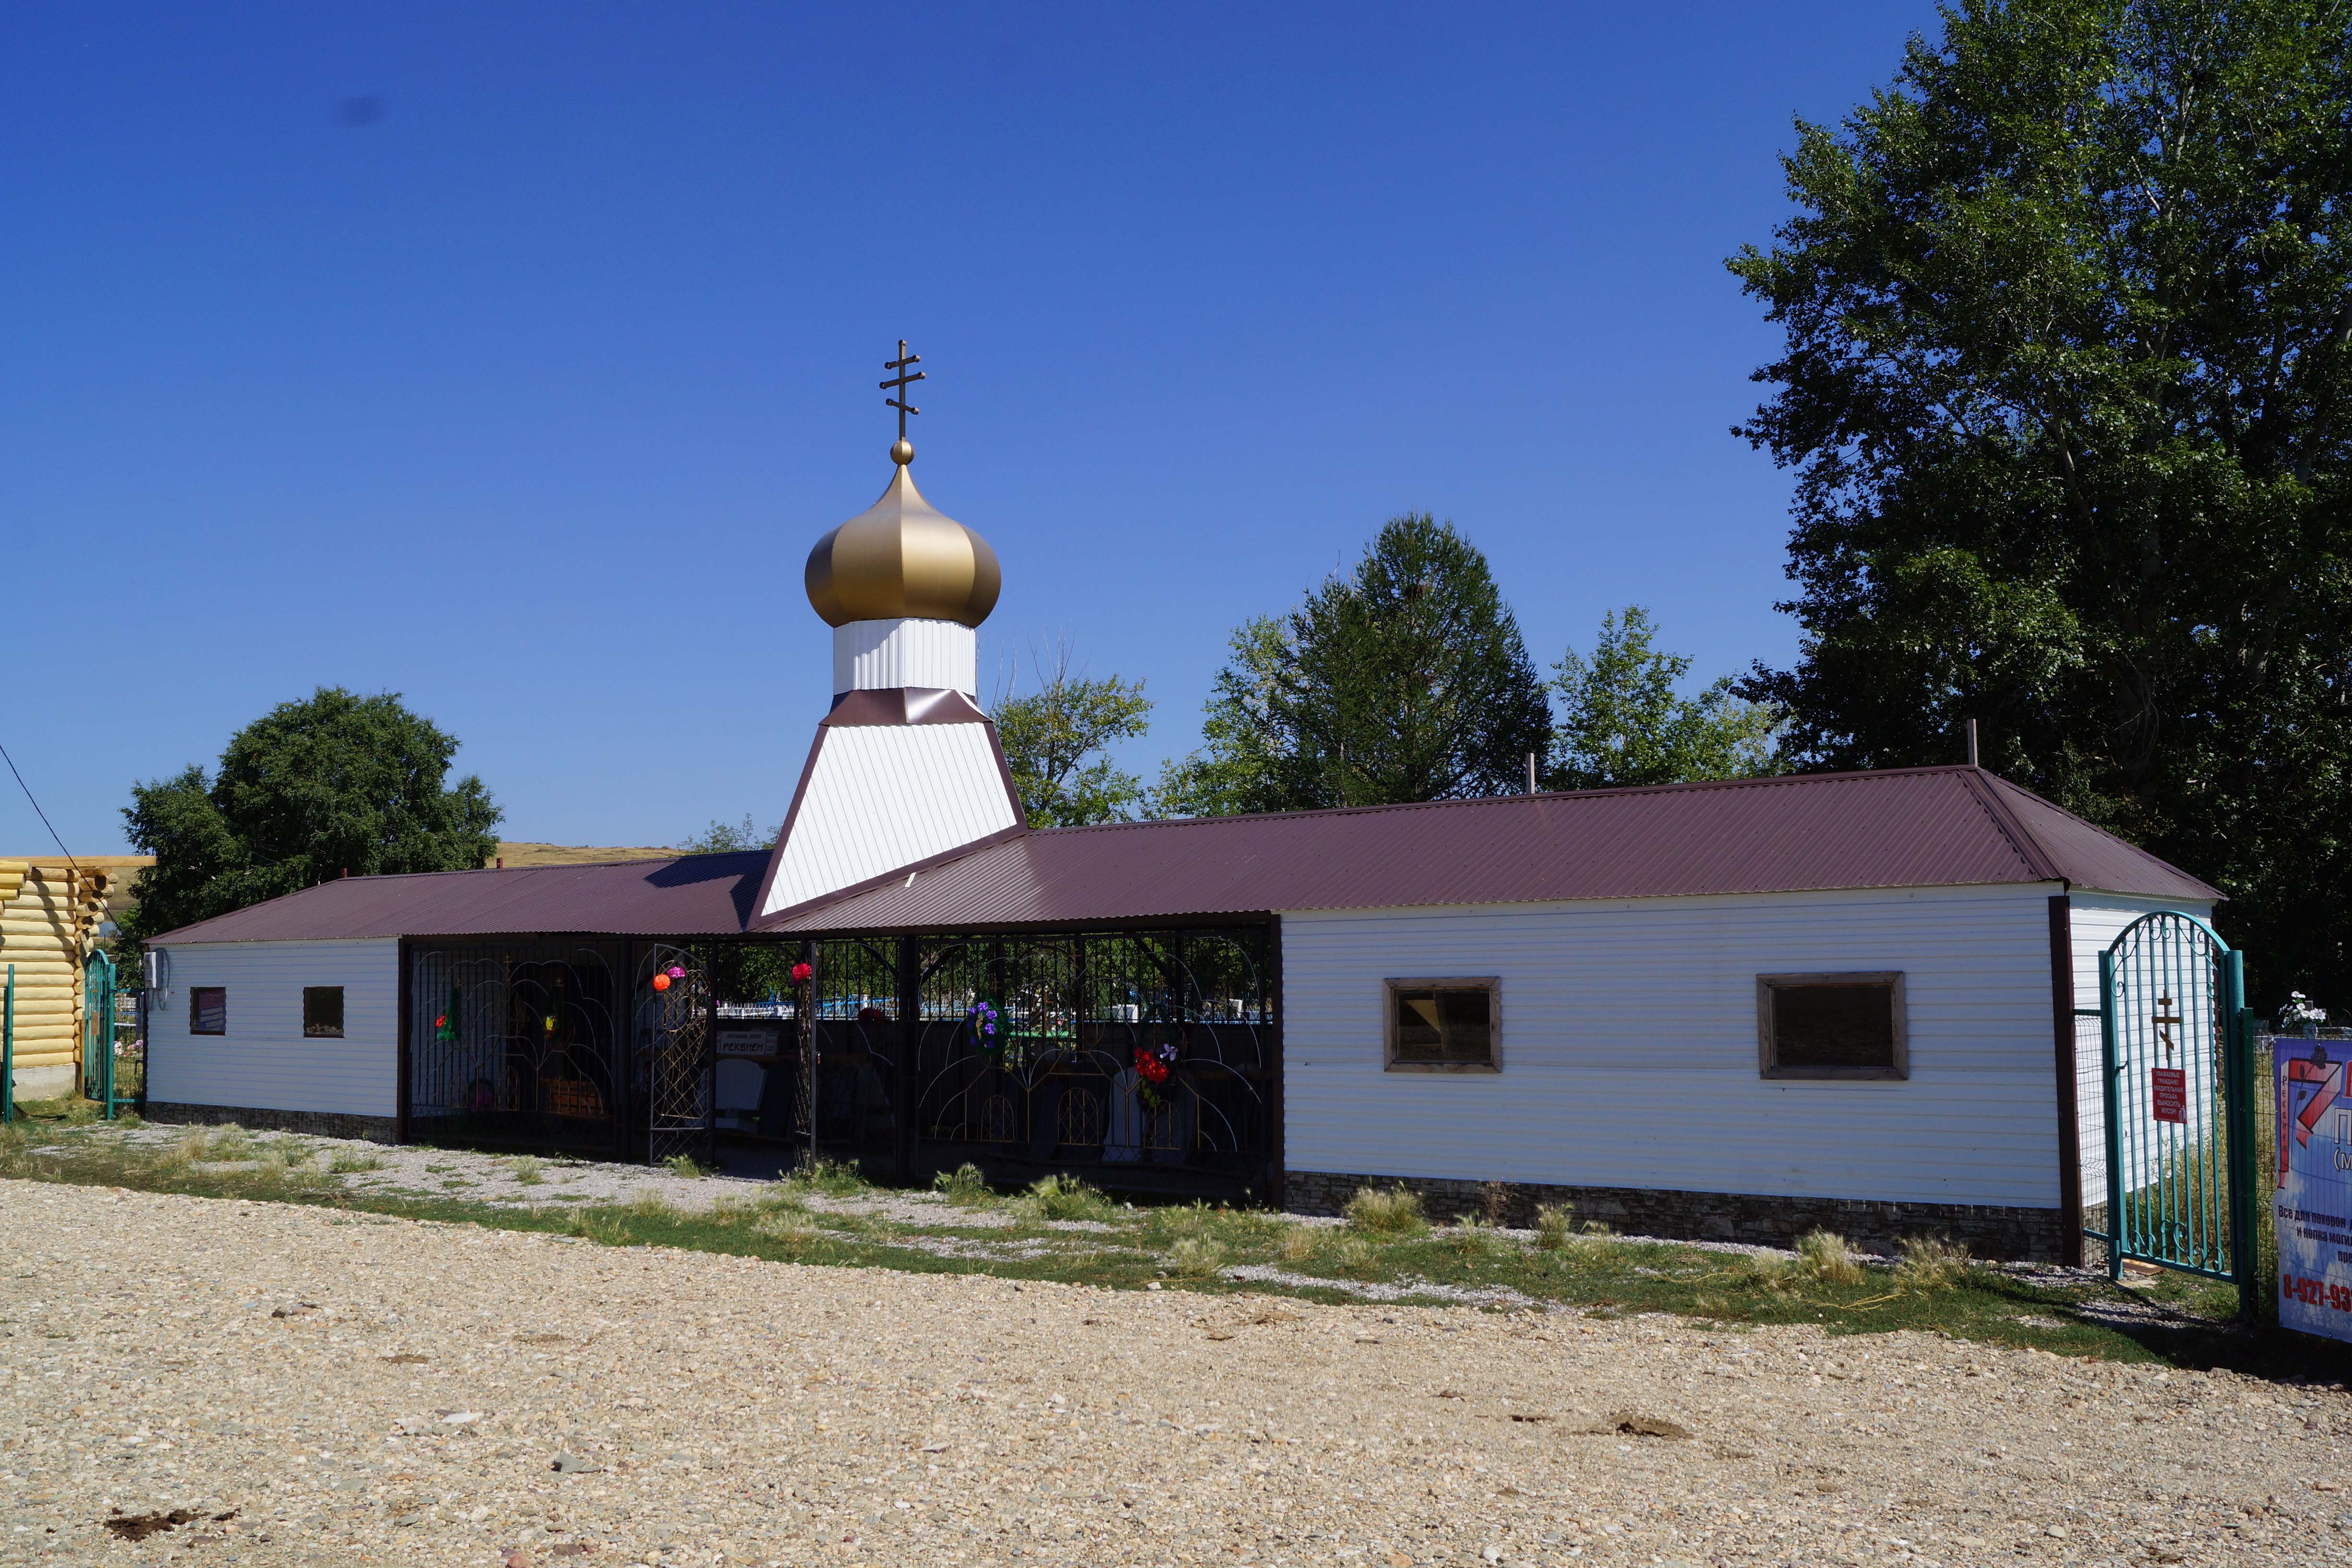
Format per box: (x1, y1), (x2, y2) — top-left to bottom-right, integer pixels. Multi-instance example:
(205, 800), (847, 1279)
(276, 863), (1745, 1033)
(804, 455), (1002, 629)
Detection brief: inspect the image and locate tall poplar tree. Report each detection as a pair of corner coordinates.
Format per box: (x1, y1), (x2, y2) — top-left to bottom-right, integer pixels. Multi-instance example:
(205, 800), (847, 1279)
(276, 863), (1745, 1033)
(1157, 514), (1550, 814)
(1731, 0), (2352, 1006)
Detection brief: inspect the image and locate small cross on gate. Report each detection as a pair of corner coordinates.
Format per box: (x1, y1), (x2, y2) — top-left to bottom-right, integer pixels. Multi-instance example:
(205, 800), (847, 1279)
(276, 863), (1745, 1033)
(2152, 993), (2182, 1059)
(880, 340), (924, 441)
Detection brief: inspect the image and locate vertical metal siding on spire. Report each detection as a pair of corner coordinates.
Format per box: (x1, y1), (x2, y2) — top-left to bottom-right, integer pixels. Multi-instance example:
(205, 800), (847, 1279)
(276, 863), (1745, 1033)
(761, 725), (1020, 917)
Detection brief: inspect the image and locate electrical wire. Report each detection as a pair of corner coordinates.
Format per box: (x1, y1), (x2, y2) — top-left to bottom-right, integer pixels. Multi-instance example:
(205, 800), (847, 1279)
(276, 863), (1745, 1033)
(0, 739), (78, 870)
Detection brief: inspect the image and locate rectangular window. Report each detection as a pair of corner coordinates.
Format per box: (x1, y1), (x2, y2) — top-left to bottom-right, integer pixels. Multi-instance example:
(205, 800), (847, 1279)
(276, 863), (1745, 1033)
(302, 986), (345, 1039)
(1384, 978), (1500, 1072)
(1758, 972), (1906, 1079)
(189, 987), (226, 1036)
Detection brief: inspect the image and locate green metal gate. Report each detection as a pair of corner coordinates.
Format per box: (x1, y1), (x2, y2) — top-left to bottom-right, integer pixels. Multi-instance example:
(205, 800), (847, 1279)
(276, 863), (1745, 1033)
(2089, 911), (2255, 1298)
(81, 950), (132, 1120)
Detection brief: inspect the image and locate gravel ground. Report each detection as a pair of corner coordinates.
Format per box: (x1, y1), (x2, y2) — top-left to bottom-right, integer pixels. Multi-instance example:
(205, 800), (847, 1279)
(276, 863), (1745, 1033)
(4, 1181), (2340, 1568)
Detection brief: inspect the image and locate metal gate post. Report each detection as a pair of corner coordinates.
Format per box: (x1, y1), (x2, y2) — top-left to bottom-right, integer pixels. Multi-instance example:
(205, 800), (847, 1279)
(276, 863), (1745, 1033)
(100, 955), (116, 1118)
(701, 942), (719, 1169)
(2, 965), (14, 1125)
(895, 935), (919, 1187)
(801, 939), (818, 1176)
(2223, 950), (2256, 1319)
(2099, 949), (2125, 1281)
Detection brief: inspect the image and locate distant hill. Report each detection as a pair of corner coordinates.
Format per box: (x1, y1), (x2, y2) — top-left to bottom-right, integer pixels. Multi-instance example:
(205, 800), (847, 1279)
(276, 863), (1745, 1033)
(493, 841), (678, 868)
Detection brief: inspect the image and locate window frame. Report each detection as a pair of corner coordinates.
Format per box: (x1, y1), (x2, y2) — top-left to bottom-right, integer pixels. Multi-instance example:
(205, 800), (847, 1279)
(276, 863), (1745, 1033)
(1755, 971), (1908, 1081)
(189, 986), (227, 1036)
(1382, 976), (1502, 1074)
(302, 985), (346, 1040)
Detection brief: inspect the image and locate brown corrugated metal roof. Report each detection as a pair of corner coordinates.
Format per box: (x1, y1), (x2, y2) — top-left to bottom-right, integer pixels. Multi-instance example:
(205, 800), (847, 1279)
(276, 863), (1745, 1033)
(149, 850), (768, 944)
(762, 766), (2220, 933)
(149, 766), (2218, 946)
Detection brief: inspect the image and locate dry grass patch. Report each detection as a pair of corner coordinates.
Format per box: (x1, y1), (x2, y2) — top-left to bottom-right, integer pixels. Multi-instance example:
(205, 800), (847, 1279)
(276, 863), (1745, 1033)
(1166, 1235), (1229, 1280)
(1794, 1230), (1865, 1285)
(1447, 1216), (1512, 1260)
(1343, 1185), (1428, 1237)
(1277, 1225), (1321, 1264)
(1894, 1235), (1974, 1292)
(752, 1209), (823, 1254)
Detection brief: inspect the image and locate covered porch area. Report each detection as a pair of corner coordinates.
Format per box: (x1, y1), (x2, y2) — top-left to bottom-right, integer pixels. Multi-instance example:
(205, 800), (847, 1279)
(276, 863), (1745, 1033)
(395, 920), (1283, 1204)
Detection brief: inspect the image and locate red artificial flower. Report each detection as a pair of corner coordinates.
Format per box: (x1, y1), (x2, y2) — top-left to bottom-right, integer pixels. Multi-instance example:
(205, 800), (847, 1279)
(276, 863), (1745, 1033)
(791, 961), (814, 984)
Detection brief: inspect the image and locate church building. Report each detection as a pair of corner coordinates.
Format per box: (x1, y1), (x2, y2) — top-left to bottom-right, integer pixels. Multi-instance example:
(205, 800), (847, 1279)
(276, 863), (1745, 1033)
(138, 353), (2220, 1264)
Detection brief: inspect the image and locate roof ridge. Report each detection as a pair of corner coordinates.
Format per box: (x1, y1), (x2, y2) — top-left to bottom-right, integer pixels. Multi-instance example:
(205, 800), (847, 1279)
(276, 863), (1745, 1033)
(1027, 764), (1983, 837)
(336, 851), (743, 883)
(1952, 768), (2066, 883)
(1972, 771), (2224, 899)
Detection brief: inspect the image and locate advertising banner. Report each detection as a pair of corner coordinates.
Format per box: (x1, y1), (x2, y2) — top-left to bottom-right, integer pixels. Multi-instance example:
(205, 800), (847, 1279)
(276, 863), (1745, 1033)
(2275, 1040), (2352, 1343)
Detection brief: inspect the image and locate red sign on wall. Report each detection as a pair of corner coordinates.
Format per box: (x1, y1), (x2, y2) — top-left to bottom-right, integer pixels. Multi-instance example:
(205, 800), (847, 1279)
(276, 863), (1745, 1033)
(2150, 1066), (2188, 1124)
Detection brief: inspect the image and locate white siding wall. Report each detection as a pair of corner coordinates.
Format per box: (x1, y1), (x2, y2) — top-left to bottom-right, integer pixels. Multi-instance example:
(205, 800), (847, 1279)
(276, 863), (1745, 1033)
(146, 940), (399, 1116)
(1281, 883), (2065, 1209)
(2066, 891), (2221, 1216)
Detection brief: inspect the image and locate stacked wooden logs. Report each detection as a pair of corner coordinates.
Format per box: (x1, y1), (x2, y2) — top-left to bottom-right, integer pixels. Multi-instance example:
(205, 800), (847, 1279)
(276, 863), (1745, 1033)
(0, 861), (117, 1082)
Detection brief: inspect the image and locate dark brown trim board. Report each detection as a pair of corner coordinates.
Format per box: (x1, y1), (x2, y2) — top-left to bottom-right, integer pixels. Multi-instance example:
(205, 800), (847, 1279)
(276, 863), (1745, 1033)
(2048, 893), (2085, 1267)
(1267, 914), (1286, 1209)
(395, 938), (412, 1145)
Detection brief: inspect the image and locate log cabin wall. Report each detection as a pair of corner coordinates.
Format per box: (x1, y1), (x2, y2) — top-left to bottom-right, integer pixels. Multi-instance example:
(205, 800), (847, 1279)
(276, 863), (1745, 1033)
(0, 861), (115, 1095)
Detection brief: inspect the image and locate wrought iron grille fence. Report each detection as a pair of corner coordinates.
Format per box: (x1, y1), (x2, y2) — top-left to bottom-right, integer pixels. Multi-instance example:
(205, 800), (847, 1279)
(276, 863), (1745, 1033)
(638, 943), (714, 1167)
(408, 939), (629, 1157)
(792, 926), (1275, 1195)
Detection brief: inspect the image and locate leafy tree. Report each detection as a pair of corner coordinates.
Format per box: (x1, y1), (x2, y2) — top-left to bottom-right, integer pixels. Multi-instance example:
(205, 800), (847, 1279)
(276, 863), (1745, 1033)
(1728, 0), (2352, 1007)
(1152, 617), (1309, 817)
(1156, 514), (1551, 814)
(1550, 608), (1783, 790)
(120, 688), (501, 940)
(993, 640), (1153, 826)
(679, 815), (777, 853)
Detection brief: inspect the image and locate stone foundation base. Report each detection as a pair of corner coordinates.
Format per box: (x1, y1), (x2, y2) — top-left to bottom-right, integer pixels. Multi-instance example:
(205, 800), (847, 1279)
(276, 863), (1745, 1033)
(141, 1102), (397, 1144)
(1284, 1169), (2068, 1262)
(9, 1064), (75, 1101)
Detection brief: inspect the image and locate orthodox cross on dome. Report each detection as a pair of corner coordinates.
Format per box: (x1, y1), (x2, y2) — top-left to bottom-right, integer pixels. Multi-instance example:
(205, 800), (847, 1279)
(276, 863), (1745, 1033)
(880, 340), (924, 464)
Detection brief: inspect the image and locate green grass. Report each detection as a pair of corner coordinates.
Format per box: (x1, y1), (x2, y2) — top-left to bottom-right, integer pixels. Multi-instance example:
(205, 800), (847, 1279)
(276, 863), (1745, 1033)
(929, 1161), (996, 1207)
(780, 1157), (867, 1197)
(1019, 1173), (1121, 1223)
(2, 1113), (2342, 1379)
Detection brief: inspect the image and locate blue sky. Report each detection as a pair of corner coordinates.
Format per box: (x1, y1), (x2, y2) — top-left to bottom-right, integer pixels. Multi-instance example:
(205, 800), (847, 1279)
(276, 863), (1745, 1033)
(3, 2), (1942, 855)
